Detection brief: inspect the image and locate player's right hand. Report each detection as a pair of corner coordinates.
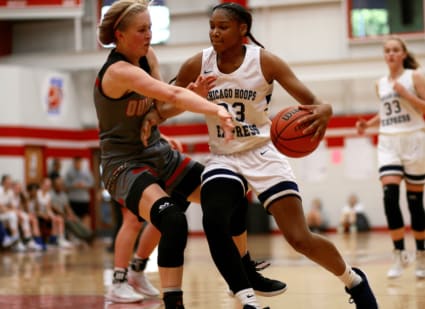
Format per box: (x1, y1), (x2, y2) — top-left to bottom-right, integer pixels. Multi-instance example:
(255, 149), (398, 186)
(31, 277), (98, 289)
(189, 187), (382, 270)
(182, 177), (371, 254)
(356, 118), (367, 135)
(140, 107), (162, 146)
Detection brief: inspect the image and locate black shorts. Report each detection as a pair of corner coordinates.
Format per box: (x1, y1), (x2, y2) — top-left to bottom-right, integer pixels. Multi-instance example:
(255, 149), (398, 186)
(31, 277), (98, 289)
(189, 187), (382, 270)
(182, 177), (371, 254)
(69, 201), (91, 218)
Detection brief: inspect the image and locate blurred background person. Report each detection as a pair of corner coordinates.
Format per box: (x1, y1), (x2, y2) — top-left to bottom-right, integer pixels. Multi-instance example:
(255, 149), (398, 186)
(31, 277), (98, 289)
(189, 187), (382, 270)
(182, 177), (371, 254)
(306, 197), (328, 233)
(339, 193), (370, 234)
(64, 156), (94, 231)
(50, 176), (94, 246)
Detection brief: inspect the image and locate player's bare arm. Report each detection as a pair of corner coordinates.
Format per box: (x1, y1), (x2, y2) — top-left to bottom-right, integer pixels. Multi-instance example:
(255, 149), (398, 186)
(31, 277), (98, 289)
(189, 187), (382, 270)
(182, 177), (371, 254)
(261, 50), (331, 139)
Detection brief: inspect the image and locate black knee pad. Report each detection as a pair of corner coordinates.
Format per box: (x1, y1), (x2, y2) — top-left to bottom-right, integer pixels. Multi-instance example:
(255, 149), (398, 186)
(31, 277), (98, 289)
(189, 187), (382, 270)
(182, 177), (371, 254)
(150, 197), (188, 267)
(383, 184), (404, 230)
(171, 191), (192, 213)
(407, 191), (425, 231)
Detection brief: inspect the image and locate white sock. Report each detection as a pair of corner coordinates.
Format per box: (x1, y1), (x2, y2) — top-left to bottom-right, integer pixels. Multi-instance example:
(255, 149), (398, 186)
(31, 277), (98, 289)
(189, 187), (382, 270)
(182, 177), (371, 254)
(235, 288), (260, 307)
(338, 264), (362, 289)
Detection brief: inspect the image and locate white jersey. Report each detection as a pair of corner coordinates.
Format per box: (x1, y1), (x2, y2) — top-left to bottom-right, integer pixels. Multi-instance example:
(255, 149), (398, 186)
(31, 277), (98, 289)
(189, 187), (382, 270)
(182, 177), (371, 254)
(0, 186), (13, 208)
(201, 45), (273, 154)
(37, 190), (51, 213)
(378, 69), (425, 134)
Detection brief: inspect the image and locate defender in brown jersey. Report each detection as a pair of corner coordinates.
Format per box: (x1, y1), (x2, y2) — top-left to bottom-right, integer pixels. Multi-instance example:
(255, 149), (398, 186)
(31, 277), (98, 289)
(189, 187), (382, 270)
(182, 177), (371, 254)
(94, 1), (234, 308)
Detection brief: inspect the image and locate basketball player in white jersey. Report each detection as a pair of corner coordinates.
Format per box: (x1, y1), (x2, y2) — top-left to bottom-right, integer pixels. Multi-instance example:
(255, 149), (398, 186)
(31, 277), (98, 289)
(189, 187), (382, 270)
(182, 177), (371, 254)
(357, 36), (425, 279)
(145, 2), (378, 308)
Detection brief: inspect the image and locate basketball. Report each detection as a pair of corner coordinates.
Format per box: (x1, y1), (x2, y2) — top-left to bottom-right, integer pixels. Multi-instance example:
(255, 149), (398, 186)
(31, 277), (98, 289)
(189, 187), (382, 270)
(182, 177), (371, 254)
(270, 106), (322, 158)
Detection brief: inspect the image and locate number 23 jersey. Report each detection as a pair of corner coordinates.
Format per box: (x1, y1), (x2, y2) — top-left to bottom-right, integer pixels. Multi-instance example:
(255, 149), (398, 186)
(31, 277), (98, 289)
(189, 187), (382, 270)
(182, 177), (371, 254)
(378, 69), (425, 134)
(201, 44), (273, 154)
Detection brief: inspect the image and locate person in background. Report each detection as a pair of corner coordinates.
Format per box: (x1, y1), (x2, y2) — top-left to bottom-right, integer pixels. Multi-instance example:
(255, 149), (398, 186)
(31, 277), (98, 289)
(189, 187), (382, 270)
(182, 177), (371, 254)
(0, 174), (26, 252)
(64, 156), (95, 231)
(36, 177), (73, 249)
(48, 158), (62, 181)
(0, 221), (18, 249)
(306, 197), (328, 234)
(356, 36), (425, 279)
(339, 194), (370, 234)
(50, 176), (94, 246)
(10, 180), (44, 251)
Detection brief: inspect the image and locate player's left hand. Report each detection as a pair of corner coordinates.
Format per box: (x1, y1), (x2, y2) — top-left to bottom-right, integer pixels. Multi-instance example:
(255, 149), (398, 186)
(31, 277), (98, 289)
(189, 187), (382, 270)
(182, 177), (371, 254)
(298, 103), (332, 141)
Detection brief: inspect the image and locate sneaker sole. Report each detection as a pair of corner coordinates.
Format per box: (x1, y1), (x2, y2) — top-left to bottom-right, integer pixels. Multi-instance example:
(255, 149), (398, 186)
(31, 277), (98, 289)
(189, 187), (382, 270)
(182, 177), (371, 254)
(227, 285), (288, 297)
(255, 285), (288, 297)
(128, 279), (160, 298)
(132, 287), (160, 298)
(104, 294), (144, 303)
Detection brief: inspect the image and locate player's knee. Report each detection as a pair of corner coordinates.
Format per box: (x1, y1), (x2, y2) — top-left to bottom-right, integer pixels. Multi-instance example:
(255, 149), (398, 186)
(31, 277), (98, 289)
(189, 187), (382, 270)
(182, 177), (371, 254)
(383, 184), (404, 230)
(158, 211), (188, 267)
(285, 231), (312, 255)
(407, 191), (425, 231)
(150, 197), (188, 267)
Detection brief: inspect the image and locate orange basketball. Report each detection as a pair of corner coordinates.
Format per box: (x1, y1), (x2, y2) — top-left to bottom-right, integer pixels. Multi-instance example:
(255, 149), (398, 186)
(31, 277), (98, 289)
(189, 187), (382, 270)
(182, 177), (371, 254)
(270, 106), (321, 158)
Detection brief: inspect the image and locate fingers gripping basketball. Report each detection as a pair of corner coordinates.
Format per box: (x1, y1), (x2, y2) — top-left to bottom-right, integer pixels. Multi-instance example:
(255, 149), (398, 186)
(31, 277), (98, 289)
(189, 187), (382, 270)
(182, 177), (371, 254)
(271, 106), (321, 158)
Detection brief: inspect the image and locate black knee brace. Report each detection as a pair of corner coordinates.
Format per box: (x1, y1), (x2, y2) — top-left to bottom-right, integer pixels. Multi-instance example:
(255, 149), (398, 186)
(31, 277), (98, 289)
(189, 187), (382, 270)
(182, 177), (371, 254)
(150, 197), (188, 267)
(407, 191), (425, 232)
(201, 179), (246, 235)
(383, 184), (404, 230)
(201, 179), (251, 292)
(230, 196), (248, 236)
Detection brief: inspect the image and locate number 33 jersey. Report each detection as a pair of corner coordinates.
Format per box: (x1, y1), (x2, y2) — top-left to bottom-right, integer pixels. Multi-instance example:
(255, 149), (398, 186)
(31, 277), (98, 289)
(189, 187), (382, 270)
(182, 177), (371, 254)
(378, 69), (425, 134)
(201, 44), (273, 155)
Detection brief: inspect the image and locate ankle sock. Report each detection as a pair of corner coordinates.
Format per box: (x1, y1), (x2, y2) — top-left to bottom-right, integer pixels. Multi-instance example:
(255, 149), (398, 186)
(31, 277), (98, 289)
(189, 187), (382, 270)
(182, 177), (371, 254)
(236, 288), (260, 307)
(338, 265), (362, 289)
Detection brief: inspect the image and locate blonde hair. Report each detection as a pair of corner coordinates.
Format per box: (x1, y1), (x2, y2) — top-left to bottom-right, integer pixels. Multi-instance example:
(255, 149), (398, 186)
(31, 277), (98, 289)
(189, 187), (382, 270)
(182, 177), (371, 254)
(98, 0), (150, 46)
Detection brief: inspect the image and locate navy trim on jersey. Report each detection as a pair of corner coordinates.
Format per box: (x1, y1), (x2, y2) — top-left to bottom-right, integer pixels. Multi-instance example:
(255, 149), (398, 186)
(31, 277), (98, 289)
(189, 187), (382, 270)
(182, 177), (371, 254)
(201, 168), (249, 193)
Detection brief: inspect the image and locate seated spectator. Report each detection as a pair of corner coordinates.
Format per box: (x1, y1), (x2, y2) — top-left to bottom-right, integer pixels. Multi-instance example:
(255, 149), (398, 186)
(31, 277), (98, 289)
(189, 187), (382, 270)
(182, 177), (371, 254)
(35, 178), (73, 249)
(0, 221), (18, 249)
(50, 176), (94, 245)
(11, 180), (44, 251)
(48, 158), (62, 181)
(0, 174), (26, 252)
(306, 198), (329, 233)
(339, 193), (371, 233)
(64, 157), (94, 231)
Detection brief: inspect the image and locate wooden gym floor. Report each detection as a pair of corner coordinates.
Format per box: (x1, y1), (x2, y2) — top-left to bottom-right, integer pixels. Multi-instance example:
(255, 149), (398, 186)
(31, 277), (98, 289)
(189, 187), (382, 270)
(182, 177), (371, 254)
(0, 231), (424, 309)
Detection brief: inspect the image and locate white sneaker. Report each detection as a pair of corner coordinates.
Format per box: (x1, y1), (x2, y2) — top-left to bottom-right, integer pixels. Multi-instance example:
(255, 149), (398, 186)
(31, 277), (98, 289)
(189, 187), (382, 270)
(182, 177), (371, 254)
(13, 241), (27, 253)
(2, 235), (19, 248)
(415, 251), (425, 279)
(128, 270), (160, 297)
(387, 250), (411, 278)
(26, 239), (43, 251)
(58, 238), (73, 249)
(105, 281), (145, 303)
